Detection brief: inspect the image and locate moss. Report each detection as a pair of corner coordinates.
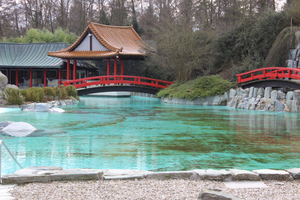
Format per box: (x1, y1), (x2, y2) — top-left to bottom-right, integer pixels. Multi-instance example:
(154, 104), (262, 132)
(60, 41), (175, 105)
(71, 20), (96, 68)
(157, 75), (234, 100)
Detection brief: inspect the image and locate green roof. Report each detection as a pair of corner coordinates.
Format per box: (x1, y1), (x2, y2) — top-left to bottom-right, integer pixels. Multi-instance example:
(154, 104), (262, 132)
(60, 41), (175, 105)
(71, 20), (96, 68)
(0, 43), (94, 69)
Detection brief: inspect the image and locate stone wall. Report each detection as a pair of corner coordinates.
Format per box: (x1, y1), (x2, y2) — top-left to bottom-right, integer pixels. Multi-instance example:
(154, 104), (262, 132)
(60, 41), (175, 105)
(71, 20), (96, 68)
(227, 87), (300, 113)
(160, 86), (300, 113)
(160, 92), (229, 106)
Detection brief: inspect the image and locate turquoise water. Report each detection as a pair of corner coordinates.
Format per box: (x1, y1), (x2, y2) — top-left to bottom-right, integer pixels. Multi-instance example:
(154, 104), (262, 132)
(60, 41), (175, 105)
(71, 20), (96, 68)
(1, 96), (300, 175)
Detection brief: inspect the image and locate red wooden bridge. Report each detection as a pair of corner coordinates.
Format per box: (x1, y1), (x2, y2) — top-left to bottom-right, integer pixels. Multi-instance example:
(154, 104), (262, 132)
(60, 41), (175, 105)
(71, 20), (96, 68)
(62, 75), (174, 95)
(236, 67), (300, 89)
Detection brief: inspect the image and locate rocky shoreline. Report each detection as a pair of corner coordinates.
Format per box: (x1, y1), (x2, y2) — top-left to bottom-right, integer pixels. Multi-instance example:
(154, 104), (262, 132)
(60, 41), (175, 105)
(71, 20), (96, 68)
(2, 167), (300, 200)
(161, 86), (300, 113)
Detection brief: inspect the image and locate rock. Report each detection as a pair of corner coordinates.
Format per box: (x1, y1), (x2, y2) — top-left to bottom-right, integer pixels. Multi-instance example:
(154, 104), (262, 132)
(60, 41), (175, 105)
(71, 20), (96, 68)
(293, 90), (300, 100)
(14, 166), (63, 176)
(237, 88), (245, 97)
(229, 169), (261, 181)
(59, 101), (67, 106)
(0, 121), (14, 130)
(198, 189), (242, 200)
(252, 169), (294, 181)
(229, 89), (236, 99)
(104, 175), (144, 180)
(4, 84), (19, 90)
(0, 71), (8, 89)
(253, 88), (258, 98)
(193, 169), (232, 181)
(270, 90), (278, 104)
(277, 90), (286, 100)
(2, 122), (37, 137)
(264, 87), (272, 99)
(1, 174), (50, 185)
(22, 103), (35, 111)
(257, 88), (264, 96)
(145, 171), (194, 180)
(49, 108), (65, 113)
(33, 103), (50, 112)
(102, 169), (151, 177)
(285, 168), (300, 179)
(274, 100), (284, 112)
(50, 169), (103, 181)
(249, 87), (254, 98)
(290, 100), (298, 113)
(286, 91), (293, 100)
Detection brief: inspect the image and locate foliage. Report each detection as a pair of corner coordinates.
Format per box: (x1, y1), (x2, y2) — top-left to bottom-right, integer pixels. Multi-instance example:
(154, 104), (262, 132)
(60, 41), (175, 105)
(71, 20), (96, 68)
(3, 88), (24, 105)
(264, 27), (300, 68)
(54, 85), (68, 100)
(145, 22), (216, 81)
(157, 75), (234, 100)
(65, 85), (78, 99)
(215, 11), (288, 80)
(25, 87), (45, 102)
(286, 0), (300, 26)
(43, 87), (56, 101)
(1, 28), (78, 44)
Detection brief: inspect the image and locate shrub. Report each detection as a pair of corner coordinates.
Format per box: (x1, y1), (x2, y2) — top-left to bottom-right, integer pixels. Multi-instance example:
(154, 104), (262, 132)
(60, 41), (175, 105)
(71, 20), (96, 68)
(43, 87), (56, 101)
(3, 88), (24, 105)
(157, 75), (234, 100)
(54, 85), (68, 100)
(65, 85), (78, 98)
(25, 87), (45, 102)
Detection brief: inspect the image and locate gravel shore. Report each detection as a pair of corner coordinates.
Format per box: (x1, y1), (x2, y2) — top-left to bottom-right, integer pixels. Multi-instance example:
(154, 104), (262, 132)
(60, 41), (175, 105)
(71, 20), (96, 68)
(10, 179), (300, 200)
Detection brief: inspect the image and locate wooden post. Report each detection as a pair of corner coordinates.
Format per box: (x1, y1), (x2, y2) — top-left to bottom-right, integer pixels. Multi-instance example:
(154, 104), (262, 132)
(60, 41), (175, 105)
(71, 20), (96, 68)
(15, 68), (18, 87)
(44, 68), (47, 87)
(67, 59), (70, 80)
(29, 68), (32, 88)
(58, 68), (61, 86)
(107, 59), (110, 76)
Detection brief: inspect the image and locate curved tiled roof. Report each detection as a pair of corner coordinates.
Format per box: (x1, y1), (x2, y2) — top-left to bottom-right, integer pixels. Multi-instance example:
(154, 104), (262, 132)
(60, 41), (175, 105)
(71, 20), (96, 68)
(0, 43), (95, 69)
(48, 21), (148, 59)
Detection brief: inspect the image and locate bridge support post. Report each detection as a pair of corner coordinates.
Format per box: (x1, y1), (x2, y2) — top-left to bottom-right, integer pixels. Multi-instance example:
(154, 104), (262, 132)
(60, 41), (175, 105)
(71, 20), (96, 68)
(67, 59), (70, 80)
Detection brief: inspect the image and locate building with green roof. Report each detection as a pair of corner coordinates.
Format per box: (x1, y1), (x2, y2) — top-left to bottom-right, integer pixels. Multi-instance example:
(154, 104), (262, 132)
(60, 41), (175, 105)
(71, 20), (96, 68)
(0, 43), (95, 88)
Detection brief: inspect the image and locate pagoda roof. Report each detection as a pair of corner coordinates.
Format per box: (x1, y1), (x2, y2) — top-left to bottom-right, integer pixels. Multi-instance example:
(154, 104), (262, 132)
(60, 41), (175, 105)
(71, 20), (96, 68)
(0, 43), (94, 69)
(48, 21), (148, 59)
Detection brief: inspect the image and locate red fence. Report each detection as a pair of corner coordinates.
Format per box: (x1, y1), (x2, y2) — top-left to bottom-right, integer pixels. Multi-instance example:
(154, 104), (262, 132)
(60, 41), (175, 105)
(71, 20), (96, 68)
(236, 67), (300, 83)
(62, 75), (174, 89)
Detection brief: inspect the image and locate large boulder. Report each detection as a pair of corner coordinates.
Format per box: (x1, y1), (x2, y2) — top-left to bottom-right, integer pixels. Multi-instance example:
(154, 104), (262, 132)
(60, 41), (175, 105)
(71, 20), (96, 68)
(264, 87), (272, 99)
(4, 84), (19, 90)
(270, 90), (278, 104)
(293, 90), (300, 100)
(2, 122), (37, 137)
(0, 71), (8, 89)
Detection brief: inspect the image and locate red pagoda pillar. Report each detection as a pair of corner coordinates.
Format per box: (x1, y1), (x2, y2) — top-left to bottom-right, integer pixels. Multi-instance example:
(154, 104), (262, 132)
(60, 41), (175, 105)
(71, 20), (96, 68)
(58, 68), (61, 86)
(44, 68), (47, 87)
(29, 68), (32, 88)
(15, 68), (18, 87)
(67, 59), (70, 80)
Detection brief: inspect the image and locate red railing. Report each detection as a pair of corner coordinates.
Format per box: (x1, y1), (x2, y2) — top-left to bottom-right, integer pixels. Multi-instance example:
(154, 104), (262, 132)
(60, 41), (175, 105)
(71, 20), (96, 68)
(236, 67), (300, 83)
(62, 75), (174, 89)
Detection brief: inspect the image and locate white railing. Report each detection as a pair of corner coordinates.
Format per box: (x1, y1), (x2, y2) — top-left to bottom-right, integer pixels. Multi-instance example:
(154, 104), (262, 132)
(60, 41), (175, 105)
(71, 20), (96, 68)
(0, 140), (23, 183)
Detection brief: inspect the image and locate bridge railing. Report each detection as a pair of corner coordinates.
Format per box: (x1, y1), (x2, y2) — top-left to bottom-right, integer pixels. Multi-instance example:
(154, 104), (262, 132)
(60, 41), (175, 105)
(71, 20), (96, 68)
(62, 75), (174, 89)
(236, 67), (300, 83)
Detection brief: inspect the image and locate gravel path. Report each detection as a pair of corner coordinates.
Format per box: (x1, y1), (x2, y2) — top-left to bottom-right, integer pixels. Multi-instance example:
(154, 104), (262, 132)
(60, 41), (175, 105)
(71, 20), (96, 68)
(10, 179), (300, 200)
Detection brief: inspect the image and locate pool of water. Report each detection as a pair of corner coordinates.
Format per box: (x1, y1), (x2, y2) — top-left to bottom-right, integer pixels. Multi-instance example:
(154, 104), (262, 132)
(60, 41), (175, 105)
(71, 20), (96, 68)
(1, 96), (300, 175)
